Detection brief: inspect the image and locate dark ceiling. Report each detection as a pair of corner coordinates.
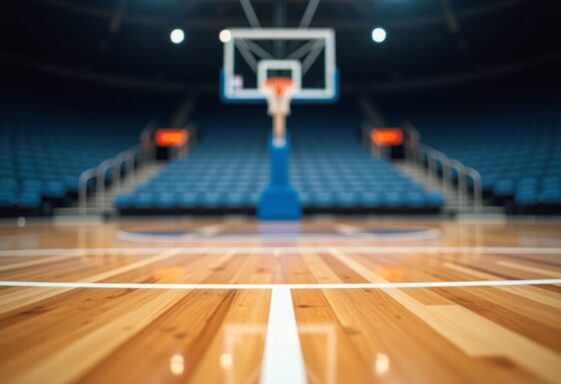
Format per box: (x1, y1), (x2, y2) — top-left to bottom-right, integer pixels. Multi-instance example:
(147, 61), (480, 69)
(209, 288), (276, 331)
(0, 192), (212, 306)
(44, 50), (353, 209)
(0, 0), (559, 94)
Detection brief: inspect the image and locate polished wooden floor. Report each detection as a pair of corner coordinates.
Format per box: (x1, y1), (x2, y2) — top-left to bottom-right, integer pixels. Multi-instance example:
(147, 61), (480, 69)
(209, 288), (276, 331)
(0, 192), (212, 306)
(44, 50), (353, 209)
(0, 217), (560, 383)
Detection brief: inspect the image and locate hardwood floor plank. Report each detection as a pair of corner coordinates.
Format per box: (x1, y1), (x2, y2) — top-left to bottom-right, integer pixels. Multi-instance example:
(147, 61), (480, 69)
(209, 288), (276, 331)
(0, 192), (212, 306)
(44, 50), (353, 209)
(432, 286), (561, 350)
(2, 289), (188, 384)
(295, 289), (543, 383)
(188, 290), (270, 384)
(1, 218), (561, 383)
(0, 250), (180, 315)
(444, 262), (561, 309)
(495, 260), (561, 278)
(0, 254), (85, 272)
(428, 304), (561, 383)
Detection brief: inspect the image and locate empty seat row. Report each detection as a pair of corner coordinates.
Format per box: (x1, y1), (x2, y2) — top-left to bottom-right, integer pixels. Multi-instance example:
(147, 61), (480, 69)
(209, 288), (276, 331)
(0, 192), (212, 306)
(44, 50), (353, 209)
(116, 190), (444, 210)
(118, 106), (444, 212)
(408, 99), (561, 209)
(0, 103), (158, 213)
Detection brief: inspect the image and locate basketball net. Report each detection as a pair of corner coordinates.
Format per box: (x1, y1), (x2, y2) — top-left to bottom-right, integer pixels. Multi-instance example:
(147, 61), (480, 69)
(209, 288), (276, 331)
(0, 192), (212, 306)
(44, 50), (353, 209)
(263, 77), (295, 146)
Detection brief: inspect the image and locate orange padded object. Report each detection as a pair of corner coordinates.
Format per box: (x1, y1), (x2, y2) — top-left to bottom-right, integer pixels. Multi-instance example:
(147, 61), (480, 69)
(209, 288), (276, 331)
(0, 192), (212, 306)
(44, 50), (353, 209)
(263, 77), (295, 96)
(155, 129), (188, 147)
(371, 128), (404, 146)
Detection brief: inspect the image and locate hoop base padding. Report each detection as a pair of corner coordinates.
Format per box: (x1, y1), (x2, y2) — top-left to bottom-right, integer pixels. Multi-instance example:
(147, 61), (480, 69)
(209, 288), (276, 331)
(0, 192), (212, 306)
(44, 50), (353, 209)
(258, 138), (301, 220)
(258, 185), (301, 220)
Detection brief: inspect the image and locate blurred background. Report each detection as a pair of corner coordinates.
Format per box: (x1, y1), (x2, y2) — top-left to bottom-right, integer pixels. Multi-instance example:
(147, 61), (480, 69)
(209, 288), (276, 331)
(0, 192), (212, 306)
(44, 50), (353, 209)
(0, 0), (560, 218)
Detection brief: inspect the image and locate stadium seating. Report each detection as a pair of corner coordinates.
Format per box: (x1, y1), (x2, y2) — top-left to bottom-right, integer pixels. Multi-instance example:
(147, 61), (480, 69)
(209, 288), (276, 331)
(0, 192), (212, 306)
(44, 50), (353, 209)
(0, 103), (147, 215)
(117, 105), (444, 213)
(404, 99), (561, 212)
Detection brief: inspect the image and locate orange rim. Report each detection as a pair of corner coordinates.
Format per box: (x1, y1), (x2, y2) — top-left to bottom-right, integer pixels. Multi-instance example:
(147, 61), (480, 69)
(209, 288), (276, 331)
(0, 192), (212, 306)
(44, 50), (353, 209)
(263, 77), (294, 97)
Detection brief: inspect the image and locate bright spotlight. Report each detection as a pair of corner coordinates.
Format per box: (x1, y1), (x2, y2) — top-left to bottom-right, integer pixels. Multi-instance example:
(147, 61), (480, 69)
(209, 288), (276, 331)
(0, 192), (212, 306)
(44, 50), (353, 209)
(170, 29), (185, 44)
(371, 27), (387, 43)
(219, 29), (232, 43)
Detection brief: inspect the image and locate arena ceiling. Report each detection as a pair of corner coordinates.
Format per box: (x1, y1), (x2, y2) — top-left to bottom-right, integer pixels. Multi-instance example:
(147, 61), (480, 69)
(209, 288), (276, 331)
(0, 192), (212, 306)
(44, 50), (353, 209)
(0, 0), (559, 94)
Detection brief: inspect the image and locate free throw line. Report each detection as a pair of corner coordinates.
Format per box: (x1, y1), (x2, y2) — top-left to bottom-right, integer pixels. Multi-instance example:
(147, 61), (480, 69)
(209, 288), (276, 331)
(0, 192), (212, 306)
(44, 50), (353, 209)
(0, 279), (560, 290)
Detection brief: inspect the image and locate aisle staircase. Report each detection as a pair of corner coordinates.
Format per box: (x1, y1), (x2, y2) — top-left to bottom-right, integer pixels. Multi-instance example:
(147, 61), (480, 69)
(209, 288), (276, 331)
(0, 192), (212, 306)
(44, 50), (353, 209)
(394, 161), (505, 216)
(54, 163), (165, 216)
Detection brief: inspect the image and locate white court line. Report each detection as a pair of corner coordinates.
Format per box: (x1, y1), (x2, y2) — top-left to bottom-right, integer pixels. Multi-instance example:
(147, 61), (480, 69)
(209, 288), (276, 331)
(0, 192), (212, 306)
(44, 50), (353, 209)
(261, 287), (307, 384)
(1, 279), (560, 290)
(2, 246), (561, 257)
(336, 224), (441, 240)
(116, 228), (442, 242)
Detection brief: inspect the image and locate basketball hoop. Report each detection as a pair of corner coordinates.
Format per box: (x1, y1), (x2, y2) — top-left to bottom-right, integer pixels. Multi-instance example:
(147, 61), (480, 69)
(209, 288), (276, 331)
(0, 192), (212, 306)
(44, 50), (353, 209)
(220, 29), (337, 102)
(262, 77), (295, 146)
(263, 77), (295, 116)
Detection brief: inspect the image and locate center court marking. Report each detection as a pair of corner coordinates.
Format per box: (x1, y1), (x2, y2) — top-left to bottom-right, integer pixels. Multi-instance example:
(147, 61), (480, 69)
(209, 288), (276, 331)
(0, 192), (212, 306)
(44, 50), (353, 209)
(3, 275), (560, 384)
(116, 227), (441, 242)
(1, 279), (560, 290)
(11, 279), (561, 384)
(261, 287), (307, 384)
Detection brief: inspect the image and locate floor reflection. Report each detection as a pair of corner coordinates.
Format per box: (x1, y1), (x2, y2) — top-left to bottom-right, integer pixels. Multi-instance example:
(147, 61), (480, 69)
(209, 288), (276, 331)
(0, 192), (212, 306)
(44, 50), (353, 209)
(223, 323), (338, 384)
(374, 353), (390, 376)
(170, 354), (185, 375)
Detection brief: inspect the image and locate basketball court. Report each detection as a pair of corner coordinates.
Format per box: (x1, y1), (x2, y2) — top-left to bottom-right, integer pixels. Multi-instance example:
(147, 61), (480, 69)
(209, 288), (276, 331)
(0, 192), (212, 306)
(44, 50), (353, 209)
(1, 0), (561, 383)
(1, 217), (560, 383)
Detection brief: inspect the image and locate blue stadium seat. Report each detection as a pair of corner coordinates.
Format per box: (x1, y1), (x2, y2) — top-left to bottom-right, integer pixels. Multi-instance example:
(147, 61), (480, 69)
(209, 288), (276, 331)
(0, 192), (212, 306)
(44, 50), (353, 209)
(335, 191), (357, 208)
(541, 190), (561, 204)
(115, 193), (133, 209)
(18, 192), (41, 208)
(494, 180), (515, 197)
(405, 191), (425, 208)
(45, 181), (66, 198)
(21, 179), (43, 193)
(202, 192), (224, 207)
(0, 178), (18, 193)
(382, 191), (402, 208)
(426, 192), (445, 207)
(155, 191), (177, 209)
(515, 189), (538, 205)
(408, 100), (560, 209)
(179, 192), (200, 208)
(225, 192), (249, 208)
(118, 107), (444, 213)
(0, 192), (17, 207)
(360, 192), (380, 207)
(0, 102), (159, 215)
(134, 192), (154, 209)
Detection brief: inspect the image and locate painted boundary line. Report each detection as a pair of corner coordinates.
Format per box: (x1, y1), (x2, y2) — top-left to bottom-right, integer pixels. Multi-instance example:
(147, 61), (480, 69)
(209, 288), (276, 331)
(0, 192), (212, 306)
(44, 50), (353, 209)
(116, 228), (442, 242)
(1, 279), (560, 290)
(2, 246), (561, 257)
(261, 287), (307, 384)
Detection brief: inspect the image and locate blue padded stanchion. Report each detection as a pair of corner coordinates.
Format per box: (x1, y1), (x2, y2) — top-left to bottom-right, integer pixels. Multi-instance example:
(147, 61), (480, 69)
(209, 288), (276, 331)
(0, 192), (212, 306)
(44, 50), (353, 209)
(258, 135), (301, 220)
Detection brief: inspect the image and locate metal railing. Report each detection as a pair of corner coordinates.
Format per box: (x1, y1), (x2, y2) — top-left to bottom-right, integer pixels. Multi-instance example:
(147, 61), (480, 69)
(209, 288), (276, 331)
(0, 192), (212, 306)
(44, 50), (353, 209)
(363, 120), (483, 213)
(78, 168), (97, 215)
(362, 123), (391, 159)
(77, 124), (197, 214)
(78, 145), (141, 214)
(416, 142), (483, 213)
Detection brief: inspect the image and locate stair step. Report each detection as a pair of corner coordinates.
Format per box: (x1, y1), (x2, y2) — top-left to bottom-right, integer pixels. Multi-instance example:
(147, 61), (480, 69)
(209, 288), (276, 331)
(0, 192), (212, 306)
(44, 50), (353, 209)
(56, 162), (167, 217)
(393, 160), (504, 215)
